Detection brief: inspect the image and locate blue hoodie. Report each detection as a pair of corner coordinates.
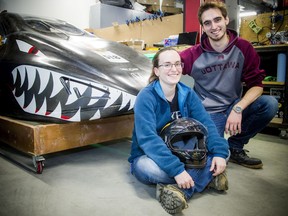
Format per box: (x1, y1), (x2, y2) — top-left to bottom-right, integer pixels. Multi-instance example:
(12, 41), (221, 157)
(128, 80), (229, 178)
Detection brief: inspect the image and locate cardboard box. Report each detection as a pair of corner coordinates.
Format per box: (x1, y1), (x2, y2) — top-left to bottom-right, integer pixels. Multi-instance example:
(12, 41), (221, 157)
(164, 35), (179, 47)
(118, 39), (145, 51)
(137, 0), (175, 7)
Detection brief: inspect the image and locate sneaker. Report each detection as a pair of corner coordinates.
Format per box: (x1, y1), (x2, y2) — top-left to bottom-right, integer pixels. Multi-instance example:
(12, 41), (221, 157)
(156, 184), (188, 214)
(208, 171), (228, 191)
(229, 149), (263, 169)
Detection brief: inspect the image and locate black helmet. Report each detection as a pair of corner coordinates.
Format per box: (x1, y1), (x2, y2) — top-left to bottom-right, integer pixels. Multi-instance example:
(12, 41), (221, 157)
(160, 117), (208, 169)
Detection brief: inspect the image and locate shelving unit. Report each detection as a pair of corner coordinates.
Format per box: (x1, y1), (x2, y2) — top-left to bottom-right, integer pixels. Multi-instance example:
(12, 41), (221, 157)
(254, 44), (288, 136)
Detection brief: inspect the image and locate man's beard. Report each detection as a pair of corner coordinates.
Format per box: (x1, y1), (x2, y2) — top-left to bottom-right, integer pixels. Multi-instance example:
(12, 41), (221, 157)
(209, 30), (227, 42)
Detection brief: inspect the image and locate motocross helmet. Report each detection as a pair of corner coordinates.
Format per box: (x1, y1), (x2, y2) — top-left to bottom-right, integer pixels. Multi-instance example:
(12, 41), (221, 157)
(160, 117), (208, 169)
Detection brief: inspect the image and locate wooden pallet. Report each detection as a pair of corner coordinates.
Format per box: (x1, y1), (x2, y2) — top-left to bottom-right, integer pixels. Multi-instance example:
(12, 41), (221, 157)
(0, 114), (134, 173)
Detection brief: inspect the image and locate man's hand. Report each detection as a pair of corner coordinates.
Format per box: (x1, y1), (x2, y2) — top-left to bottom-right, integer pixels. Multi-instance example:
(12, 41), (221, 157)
(210, 157), (227, 176)
(225, 111), (242, 135)
(225, 86), (263, 136)
(174, 170), (194, 189)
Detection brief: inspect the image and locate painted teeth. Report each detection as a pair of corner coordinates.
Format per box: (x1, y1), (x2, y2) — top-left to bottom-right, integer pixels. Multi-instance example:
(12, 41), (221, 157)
(104, 88), (121, 109)
(11, 65), (136, 121)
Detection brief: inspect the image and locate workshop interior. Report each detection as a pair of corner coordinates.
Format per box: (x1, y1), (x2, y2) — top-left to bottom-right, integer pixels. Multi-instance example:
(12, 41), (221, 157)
(0, 0), (287, 216)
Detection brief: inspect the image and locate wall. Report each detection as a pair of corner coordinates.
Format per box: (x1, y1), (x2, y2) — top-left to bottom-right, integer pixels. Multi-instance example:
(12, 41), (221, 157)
(0, 0), (96, 29)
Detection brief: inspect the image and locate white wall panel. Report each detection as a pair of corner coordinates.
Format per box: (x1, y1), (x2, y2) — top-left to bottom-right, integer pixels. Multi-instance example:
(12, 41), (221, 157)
(0, 0), (96, 29)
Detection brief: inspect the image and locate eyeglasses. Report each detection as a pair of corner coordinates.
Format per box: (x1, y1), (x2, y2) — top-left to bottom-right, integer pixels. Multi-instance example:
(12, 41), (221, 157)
(158, 62), (184, 70)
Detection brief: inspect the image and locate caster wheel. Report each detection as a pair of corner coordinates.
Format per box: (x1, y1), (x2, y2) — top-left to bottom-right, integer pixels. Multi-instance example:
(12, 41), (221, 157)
(280, 130), (288, 139)
(32, 155), (45, 174)
(36, 161), (44, 174)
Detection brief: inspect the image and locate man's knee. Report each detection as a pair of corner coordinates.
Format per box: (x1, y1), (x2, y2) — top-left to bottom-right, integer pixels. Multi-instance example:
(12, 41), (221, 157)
(259, 95), (278, 117)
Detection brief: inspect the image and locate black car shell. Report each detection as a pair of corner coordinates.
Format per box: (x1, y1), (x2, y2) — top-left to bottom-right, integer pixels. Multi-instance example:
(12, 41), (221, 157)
(0, 11), (152, 122)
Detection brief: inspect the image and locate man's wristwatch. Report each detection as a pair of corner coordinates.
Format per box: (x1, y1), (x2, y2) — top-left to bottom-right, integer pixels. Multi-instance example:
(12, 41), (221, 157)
(233, 105), (243, 114)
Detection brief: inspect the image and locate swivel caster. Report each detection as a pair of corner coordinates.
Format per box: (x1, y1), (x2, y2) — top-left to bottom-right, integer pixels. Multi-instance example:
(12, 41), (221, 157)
(279, 130), (288, 139)
(33, 156), (45, 174)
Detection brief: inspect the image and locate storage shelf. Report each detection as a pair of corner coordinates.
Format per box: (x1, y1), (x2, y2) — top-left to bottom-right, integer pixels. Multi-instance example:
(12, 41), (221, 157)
(254, 44), (288, 53)
(270, 117), (283, 124)
(254, 45), (288, 131)
(262, 81), (285, 85)
(268, 118), (288, 129)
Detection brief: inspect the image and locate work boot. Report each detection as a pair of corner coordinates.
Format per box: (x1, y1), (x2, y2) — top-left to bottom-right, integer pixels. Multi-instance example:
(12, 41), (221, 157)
(229, 149), (263, 169)
(156, 184), (188, 214)
(208, 170), (228, 191)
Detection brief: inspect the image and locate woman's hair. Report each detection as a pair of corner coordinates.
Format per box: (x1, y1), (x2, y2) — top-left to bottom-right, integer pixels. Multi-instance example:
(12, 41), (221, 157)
(148, 47), (178, 83)
(197, 1), (228, 25)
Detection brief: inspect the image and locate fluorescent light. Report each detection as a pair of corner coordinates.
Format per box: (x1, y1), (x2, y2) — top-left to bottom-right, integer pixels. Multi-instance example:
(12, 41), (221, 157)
(240, 11), (257, 17)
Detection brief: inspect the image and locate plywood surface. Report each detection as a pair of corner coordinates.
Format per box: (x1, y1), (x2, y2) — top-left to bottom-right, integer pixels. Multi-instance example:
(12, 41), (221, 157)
(240, 10), (288, 45)
(87, 14), (183, 48)
(0, 114), (134, 156)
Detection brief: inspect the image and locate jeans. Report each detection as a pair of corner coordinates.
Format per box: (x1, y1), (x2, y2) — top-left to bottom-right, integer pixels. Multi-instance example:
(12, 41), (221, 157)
(130, 155), (214, 200)
(209, 95), (278, 150)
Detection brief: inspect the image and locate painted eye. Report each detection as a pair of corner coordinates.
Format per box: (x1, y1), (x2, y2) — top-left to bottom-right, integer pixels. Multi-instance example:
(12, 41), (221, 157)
(16, 39), (45, 57)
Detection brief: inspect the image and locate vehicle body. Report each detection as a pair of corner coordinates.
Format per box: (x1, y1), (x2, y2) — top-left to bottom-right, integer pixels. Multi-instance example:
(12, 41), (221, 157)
(0, 11), (151, 122)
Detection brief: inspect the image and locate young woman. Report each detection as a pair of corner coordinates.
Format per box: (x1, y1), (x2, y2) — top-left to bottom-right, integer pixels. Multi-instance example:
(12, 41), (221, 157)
(128, 47), (229, 214)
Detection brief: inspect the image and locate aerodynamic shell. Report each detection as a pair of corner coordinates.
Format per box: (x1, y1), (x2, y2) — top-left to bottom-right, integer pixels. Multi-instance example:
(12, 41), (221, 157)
(0, 11), (152, 123)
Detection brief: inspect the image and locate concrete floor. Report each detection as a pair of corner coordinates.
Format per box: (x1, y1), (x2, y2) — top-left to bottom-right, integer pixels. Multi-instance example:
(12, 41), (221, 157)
(0, 132), (287, 216)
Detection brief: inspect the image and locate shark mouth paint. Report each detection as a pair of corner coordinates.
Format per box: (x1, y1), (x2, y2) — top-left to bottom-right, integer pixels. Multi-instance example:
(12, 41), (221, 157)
(11, 65), (136, 122)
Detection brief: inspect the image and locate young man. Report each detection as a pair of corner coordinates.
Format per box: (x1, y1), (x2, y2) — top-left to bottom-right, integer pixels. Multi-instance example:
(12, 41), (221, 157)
(180, 1), (278, 169)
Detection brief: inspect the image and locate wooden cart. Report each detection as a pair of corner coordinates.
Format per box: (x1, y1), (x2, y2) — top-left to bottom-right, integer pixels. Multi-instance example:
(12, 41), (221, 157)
(0, 114), (134, 173)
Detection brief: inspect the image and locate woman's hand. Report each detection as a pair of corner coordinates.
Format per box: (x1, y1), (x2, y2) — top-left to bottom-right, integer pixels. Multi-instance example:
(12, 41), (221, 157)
(174, 170), (194, 189)
(210, 157), (227, 176)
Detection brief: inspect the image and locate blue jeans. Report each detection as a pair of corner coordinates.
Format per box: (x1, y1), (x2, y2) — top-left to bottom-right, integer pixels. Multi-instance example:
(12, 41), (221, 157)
(130, 155), (214, 200)
(209, 95), (278, 150)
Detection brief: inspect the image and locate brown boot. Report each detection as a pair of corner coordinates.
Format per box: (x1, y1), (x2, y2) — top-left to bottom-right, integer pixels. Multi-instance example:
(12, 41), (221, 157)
(156, 184), (188, 214)
(208, 170), (229, 191)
